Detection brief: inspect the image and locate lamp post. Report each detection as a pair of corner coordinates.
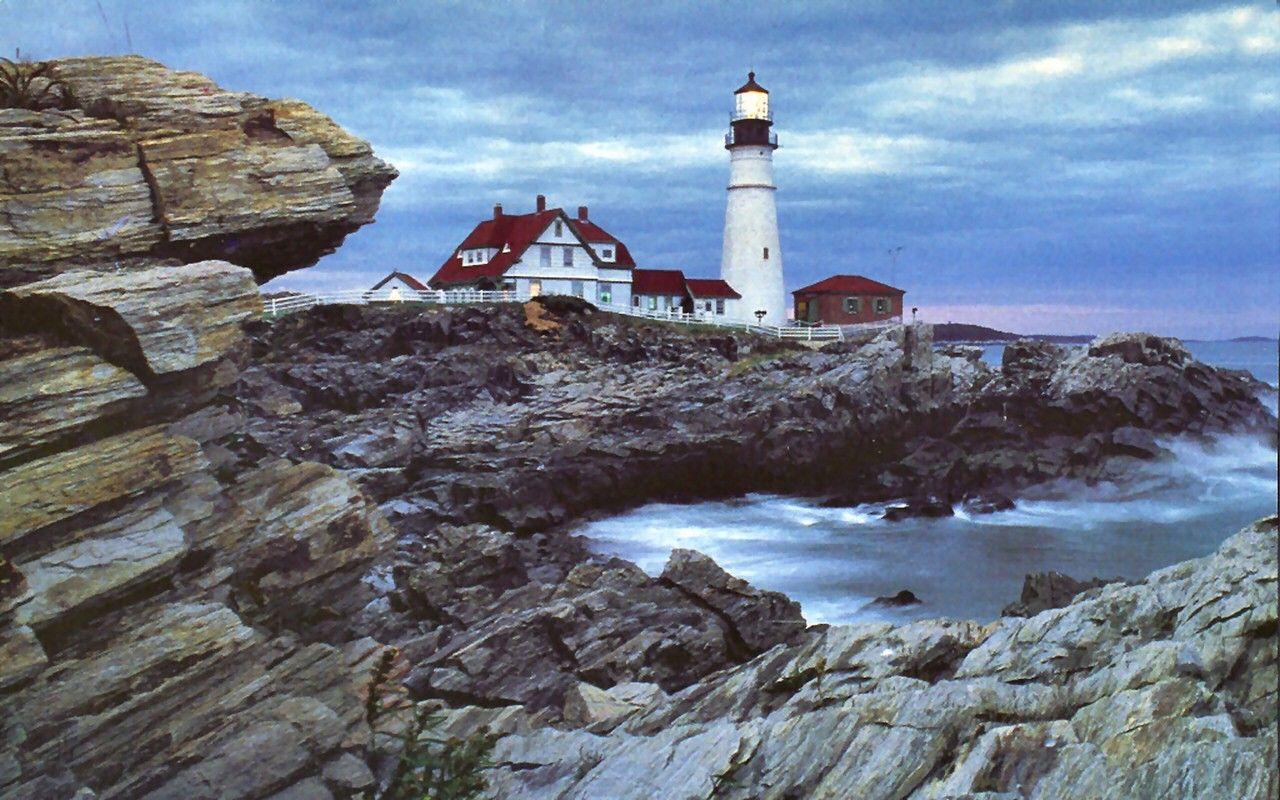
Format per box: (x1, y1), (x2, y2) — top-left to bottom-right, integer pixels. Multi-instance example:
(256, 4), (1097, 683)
(754, 309), (767, 326)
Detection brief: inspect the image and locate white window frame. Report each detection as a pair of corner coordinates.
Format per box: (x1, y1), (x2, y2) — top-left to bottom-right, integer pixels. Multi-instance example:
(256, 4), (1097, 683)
(715, 298), (725, 314)
(563, 247), (573, 267)
(540, 245), (551, 267)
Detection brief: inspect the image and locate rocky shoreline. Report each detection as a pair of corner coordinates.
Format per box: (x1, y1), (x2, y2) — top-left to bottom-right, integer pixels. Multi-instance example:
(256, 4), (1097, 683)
(1, 58), (1276, 799)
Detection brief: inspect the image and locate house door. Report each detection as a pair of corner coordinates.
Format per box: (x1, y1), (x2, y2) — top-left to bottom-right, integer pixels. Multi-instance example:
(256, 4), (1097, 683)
(529, 280), (542, 297)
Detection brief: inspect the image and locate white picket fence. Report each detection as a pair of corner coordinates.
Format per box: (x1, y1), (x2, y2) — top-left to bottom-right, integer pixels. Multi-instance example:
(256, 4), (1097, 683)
(263, 288), (900, 343)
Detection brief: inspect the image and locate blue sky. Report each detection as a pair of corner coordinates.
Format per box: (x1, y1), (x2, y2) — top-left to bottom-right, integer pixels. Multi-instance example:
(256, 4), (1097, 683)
(6, 1), (1278, 337)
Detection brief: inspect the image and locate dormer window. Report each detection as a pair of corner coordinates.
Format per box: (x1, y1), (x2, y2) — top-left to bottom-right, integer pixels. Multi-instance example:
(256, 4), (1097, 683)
(602, 248), (614, 260)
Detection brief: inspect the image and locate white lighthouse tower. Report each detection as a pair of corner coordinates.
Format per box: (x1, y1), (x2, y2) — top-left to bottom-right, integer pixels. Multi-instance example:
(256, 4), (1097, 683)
(720, 72), (785, 325)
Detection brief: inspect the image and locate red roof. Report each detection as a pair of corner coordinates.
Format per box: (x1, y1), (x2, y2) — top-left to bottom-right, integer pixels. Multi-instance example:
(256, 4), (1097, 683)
(571, 219), (636, 268)
(685, 278), (740, 299)
(793, 275), (904, 296)
(429, 207), (635, 287)
(370, 271), (427, 291)
(631, 269), (688, 295)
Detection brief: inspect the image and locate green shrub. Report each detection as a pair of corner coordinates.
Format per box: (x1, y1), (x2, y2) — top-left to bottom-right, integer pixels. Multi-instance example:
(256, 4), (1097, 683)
(0, 57), (76, 111)
(364, 651), (498, 800)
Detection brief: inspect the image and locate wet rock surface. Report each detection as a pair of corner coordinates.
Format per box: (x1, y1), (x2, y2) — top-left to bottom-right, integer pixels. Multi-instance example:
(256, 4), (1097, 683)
(477, 519), (1279, 799)
(226, 300), (1276, 725)
(3, 280), (1275, 798)
(1001, 570), (1128, 617)
(234, 304), (1275, 535)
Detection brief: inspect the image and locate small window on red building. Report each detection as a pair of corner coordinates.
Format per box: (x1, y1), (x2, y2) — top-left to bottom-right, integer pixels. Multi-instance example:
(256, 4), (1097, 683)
(874, 297), (890, 315)
(843, 297), (860, 314)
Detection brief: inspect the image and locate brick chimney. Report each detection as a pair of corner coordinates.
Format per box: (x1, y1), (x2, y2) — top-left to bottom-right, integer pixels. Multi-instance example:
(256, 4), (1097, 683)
(536, 194), (547, 212)
(577, 205), (588, 221)
(493, 203), (503, 219)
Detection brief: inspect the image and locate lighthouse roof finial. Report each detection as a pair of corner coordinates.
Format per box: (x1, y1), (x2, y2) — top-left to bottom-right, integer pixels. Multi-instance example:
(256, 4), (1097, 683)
(734, 71), (767, 95)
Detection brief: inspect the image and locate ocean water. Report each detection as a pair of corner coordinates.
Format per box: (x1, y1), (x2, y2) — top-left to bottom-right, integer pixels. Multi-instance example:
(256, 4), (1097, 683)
(583, 341), (1279, 625)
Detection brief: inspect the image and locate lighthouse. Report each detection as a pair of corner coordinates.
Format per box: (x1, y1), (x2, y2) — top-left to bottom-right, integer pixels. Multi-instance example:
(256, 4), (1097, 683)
(720, 72), (785, 325)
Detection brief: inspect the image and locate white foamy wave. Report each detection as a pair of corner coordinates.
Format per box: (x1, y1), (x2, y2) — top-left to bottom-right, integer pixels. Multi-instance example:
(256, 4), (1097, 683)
(582, 432), (1277, 625)
(973, 433), (1277, 529)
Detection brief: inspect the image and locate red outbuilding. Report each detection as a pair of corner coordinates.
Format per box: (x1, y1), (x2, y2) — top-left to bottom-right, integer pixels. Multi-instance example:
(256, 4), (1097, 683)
(792, 275), (905, 325)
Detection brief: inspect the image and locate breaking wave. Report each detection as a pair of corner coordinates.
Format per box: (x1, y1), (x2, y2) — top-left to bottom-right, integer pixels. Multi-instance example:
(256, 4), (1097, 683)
(582, 433), (1277, 626)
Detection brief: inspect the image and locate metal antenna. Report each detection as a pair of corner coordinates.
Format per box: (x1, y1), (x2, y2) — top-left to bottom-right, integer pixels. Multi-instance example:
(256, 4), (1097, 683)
(888, 246), (904, 286)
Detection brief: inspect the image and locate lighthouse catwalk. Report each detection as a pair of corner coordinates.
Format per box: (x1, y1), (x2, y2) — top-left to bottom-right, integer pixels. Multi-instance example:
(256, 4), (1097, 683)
(720, 72), (786, 325)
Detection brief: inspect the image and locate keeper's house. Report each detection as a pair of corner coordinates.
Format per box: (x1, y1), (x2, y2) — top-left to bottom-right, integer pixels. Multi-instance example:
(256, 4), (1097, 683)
(793, 275), (905, 325)
(630, 269), (742, 319)
(427, 195), (635, 307)
(369, 271), (428, 301)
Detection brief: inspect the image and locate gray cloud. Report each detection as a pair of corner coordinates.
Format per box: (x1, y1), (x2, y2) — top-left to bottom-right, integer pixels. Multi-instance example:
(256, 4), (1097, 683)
(4, 0), (1276, 337)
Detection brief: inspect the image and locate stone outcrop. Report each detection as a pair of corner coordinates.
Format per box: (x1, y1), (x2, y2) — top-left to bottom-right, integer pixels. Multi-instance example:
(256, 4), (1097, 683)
(3, 280), (1275, 797)
(1001, 570), (1126, 617)
(388, 525), (807, 712)
(474, 519), (1279, 799)
(235, 303), (1275, 533)
(0, 264), (395, 798)
(226, 299), (1276, 730)
(0, 55), (396, 287)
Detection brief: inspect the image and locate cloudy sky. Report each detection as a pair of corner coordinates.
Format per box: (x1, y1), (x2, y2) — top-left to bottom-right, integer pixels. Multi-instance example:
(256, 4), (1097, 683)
(7, 1), (1278, 337)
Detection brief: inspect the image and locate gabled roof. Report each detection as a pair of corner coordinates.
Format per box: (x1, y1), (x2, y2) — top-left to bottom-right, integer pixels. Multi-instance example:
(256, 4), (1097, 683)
(632, 269), (688, 295)
(571, 219), (636, 268)
(793, 275), (904, 296)
(370, 271), (428, 291)
(429, 207), (634, 287)
(685, 278), (741, 299)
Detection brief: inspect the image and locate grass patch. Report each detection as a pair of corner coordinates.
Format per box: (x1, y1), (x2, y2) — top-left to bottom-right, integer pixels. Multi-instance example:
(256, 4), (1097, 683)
(726, 350), (794, 378)
(0, 57), (76, 111)
(364, 650), (498, 800)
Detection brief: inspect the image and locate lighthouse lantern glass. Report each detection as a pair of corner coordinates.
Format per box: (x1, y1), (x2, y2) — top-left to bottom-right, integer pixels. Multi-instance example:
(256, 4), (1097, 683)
(735, 89), (769, 120)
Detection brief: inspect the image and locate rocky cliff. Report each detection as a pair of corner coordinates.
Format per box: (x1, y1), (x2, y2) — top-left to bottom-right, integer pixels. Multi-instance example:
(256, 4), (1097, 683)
(2, 58), (1276, 800)
(0, 55), (397, 287)
(0, 264), (401, 797)
(477, 518), (1277, 799)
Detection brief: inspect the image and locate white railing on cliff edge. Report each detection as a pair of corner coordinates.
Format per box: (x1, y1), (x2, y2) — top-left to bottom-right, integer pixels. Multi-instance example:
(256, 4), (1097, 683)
(263, 288), (901, 342)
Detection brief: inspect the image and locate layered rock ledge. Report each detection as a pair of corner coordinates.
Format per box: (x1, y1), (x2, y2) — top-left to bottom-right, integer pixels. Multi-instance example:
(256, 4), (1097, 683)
(477, 518), (1278, 799)
(0, 55), (397, 287)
